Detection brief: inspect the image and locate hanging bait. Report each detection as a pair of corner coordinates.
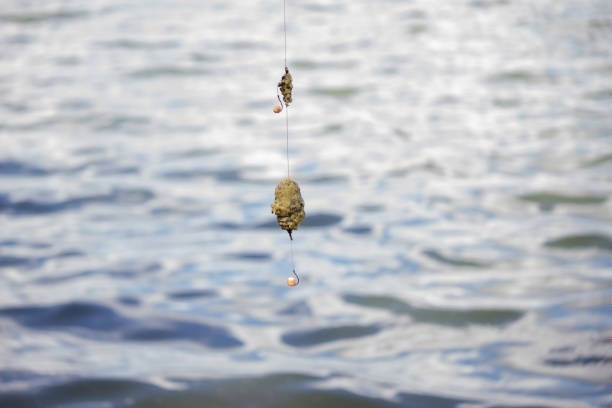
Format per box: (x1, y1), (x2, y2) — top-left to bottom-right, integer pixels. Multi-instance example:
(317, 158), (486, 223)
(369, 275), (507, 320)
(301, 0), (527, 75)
(278, 67), (293, 107)
(287, 269), (299, 287)
(271, 177), (305, 240)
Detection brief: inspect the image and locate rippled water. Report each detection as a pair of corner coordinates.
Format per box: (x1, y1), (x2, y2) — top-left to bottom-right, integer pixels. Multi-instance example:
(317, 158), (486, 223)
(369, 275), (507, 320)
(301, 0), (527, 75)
(1, 0), (611, 407)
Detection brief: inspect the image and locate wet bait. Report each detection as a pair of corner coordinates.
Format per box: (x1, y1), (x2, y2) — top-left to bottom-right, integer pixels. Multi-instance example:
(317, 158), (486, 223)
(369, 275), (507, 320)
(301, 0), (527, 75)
(271, 177), (305, 240)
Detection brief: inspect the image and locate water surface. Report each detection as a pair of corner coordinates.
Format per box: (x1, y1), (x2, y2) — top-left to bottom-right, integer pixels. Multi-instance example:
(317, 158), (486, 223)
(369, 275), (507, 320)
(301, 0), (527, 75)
(1, 0), (611, 407)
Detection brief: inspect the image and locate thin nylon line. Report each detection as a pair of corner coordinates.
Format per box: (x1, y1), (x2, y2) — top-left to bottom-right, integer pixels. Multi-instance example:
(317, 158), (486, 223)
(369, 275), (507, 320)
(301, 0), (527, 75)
(290, 238), (295, 270)
(283, 0), (287, 68)
(290, 238), (299, 285)
(283, 0), (289, 178)
(283, 0), (297, 286)
(285, 108), (290, 177)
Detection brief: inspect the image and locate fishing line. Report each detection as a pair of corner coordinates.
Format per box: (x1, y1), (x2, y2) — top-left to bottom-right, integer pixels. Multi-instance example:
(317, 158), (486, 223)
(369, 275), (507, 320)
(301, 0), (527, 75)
(283, 0), (298, 286)
(283, 0), (287, 69)
(286, 108), (290, 177)
(271, 0), (301, 287)
(283, 0), (290, 178)
(287, 238), (299, 287)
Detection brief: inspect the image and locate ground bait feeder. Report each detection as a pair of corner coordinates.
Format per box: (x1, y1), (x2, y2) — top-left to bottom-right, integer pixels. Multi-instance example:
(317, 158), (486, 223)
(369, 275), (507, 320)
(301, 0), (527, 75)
(271, 177), (305, 240)
(278, 67), (293, 108)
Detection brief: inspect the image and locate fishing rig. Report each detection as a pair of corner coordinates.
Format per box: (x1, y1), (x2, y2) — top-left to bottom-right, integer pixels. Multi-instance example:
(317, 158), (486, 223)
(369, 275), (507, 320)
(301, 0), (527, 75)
(270, 0), (304, 287)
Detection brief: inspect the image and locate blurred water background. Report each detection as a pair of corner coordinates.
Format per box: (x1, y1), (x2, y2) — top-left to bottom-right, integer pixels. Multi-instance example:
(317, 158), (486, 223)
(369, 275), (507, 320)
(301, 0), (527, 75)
(1, 0), (612, 407)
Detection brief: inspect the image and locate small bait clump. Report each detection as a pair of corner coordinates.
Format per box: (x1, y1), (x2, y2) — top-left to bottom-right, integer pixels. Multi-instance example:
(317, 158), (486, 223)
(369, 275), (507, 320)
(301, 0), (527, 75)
(271, 177), (305, 239)
(278, 67), (293, 107)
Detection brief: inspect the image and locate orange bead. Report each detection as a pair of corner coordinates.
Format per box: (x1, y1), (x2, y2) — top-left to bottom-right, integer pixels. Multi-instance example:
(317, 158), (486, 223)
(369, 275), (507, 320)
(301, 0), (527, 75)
(273, 105), (282, 114)
(287, 277), (297, 286)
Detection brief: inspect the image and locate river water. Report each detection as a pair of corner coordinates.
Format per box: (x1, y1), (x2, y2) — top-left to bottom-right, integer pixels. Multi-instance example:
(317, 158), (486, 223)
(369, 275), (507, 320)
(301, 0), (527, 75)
(1, 0), (611, 407)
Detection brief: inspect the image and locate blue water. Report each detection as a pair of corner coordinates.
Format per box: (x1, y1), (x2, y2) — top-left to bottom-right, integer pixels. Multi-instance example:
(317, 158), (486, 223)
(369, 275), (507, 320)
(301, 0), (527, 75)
(1, 0), (611, 407)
